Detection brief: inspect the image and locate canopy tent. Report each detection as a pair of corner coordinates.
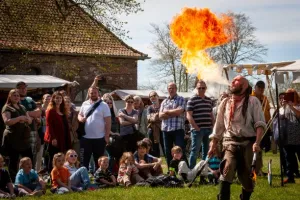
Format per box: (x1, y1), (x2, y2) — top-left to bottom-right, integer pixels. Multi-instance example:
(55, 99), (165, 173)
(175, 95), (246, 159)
(0, 75), (72, 89)
(112, 90), (167, 100)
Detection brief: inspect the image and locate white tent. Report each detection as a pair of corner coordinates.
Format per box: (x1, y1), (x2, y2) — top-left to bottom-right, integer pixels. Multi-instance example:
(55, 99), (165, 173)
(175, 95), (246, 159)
(272, 60), (300, 72)
(0, 75), (71, 89)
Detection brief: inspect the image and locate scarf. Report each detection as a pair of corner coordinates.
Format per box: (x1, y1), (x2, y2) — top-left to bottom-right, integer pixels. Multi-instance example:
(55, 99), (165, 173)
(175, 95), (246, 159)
(228, 94), (245, 126)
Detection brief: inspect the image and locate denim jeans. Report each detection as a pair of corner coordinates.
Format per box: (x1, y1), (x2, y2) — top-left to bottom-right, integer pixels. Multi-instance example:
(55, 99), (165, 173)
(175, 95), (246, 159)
(70, 167), (90, 188)
(163, 129), (186, 168)
(189, 128), (212, 168)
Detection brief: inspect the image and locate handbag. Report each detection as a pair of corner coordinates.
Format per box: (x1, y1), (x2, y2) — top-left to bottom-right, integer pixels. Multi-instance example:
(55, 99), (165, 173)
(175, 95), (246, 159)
(77, 100), (102, 139)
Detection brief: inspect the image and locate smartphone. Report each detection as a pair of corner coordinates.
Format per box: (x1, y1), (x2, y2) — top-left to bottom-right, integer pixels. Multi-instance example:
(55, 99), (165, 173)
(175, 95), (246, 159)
(284, 92), (294, 102)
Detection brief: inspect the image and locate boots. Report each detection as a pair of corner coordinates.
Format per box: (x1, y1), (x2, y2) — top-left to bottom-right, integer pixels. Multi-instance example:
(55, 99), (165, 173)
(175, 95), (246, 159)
(239, 189), (252, 200)
(217, 181), (231, 200)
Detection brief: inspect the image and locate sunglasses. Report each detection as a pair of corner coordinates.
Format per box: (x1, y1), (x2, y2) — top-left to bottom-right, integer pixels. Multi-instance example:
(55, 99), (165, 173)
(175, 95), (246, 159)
(150, 95), (157, 98)
(197, 87), (206, 90)
(70, 154), (78, 158)
(106, 102), (113, 104)
(127, 101), (134, 104)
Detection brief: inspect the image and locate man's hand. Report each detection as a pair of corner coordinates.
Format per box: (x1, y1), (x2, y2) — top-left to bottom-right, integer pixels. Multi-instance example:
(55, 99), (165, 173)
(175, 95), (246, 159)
(52, 139), (57, 147)
(252, 142), (261, 152)
(153, 162), (160, 170)
(208, 140), (218, 158)
(105, 134), (109, 145)
(195, 126), (201, 131)
(94, 75), (102, 81)
(79, 116), (87, 123)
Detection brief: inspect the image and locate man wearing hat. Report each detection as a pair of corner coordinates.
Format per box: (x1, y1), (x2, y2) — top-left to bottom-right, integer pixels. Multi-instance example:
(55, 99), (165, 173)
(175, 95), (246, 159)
(16, 81), (41, 168)
(251, 80), (271, 176)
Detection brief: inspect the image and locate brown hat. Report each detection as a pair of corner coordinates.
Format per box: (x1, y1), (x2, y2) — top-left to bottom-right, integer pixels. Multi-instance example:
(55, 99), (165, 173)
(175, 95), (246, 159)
(16, 81), (27, 88)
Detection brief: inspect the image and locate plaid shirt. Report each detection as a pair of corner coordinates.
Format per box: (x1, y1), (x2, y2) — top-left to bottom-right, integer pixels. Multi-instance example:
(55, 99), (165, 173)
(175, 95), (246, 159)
(160, 94), (186, 132)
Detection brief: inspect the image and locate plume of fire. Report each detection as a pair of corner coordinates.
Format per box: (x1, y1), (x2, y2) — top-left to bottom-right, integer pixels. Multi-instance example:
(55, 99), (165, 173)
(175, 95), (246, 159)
(170, 8), (233, 83)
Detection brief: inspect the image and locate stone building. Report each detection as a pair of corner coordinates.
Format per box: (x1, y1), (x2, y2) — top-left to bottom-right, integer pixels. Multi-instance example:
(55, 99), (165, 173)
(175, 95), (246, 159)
(0, 0), (148, 103)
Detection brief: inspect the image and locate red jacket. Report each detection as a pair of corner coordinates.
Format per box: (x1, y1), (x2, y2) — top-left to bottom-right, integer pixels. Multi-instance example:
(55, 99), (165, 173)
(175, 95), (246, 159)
(44, 109), (71, 152)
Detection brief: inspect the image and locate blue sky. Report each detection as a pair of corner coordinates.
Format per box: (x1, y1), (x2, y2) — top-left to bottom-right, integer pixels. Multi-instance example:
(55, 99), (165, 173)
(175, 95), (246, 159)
(121, 0), (300, 88)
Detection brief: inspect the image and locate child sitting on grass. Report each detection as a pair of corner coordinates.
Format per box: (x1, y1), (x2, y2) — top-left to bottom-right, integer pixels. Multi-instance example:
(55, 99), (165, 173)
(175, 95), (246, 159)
(64, 149), (93, 190)
(51, 153), (72, 194)
(94, 156), (117, 188)
(169, 146), (208, 183)
(15, 157), (45, 197)
(134, 140), (163, 179)
(207, 147), (221, 185)
(0, 155), (16, 198)
(117, 152), (144, 187)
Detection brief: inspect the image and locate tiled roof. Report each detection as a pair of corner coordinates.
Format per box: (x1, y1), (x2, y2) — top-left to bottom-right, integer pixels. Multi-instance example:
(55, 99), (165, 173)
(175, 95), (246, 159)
(0, 0), (148, 60)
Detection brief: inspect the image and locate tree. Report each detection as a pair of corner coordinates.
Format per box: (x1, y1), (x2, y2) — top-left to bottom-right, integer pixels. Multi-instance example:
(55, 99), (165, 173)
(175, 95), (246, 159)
(69, 0), (145, 38)
(149, 23), (195, 92)
(208, 12), (268, 65)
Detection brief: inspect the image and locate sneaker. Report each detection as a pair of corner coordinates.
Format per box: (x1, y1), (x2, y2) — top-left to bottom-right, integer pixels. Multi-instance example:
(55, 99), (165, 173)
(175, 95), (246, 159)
(29, 190), (43, 197)
(284, 178), (295, 184)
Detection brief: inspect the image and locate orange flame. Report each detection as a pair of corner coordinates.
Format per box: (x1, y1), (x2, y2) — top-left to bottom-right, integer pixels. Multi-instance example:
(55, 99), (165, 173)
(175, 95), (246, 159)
(252, 170), (257, 183)
(170, 8), (232, 80)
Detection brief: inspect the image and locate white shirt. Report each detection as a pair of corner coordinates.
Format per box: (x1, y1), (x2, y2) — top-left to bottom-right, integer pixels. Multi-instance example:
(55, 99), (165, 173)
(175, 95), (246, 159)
(79, 100), (111, 139)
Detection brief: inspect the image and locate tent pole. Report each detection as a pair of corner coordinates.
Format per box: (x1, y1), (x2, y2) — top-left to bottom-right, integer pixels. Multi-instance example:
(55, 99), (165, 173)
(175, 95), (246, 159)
(275, 83), (284, 186)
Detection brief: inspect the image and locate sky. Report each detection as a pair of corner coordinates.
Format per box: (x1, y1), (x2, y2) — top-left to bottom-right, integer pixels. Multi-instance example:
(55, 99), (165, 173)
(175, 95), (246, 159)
(121, 0), (300, 88)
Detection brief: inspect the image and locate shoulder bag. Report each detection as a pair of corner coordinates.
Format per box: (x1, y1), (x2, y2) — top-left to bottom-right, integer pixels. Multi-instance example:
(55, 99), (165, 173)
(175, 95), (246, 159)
(76, 100), (102, 139)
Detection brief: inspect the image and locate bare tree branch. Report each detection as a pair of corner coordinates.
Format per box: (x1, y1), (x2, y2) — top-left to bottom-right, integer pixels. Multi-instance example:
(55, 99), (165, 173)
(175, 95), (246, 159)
(208, 12), (268, 64)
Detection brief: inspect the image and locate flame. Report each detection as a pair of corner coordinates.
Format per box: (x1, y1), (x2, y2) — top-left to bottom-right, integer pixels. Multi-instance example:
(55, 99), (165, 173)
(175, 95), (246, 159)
(252, 170), (257, 183)
(170, 8), (232, 82)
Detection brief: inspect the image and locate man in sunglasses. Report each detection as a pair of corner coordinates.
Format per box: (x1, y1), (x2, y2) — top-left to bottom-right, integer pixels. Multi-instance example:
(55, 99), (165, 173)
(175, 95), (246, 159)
(187, 80), (213, 177)
(159, 82), (186, 168)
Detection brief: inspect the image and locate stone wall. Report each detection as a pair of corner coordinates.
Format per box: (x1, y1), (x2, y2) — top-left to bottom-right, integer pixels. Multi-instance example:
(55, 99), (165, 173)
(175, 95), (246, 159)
(0, 51), (138, 102)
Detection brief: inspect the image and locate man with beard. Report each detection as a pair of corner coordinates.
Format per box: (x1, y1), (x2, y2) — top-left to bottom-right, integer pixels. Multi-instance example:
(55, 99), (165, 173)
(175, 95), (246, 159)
(16, 81), (41, 168)
(78, 87), (111, 170)
(208, 75), (266, 200)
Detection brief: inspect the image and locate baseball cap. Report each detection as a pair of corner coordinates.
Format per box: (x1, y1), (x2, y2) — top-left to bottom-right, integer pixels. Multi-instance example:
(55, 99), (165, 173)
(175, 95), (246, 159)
(255, 81), (265, 88)
(16, 81), (28, 88)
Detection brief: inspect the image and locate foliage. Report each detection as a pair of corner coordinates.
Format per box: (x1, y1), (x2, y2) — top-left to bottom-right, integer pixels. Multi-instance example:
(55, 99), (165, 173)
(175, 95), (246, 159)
(149, 23), (195, 92)
(70, 0), (145, 38)
(208, 12), (268, 65)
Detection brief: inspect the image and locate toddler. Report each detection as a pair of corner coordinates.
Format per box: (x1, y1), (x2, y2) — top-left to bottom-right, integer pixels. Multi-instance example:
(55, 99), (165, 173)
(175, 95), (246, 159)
(117, 152), (144, 187)
(15, 157), (45, 196)
(94, 156), (116, 188)
(51, 153), (72, 194)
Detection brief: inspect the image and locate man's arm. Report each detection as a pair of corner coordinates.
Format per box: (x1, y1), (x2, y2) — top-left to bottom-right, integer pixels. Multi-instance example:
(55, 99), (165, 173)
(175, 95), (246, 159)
(186, 111), (200, 131)
(252, 98), (267, 152)
(164, 108), (184, 117)
(104, 116), (111, 144)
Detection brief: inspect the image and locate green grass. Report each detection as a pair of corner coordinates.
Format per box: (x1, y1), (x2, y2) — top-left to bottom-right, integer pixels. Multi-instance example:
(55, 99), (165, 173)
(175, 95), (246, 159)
(27, 152), (300, 200)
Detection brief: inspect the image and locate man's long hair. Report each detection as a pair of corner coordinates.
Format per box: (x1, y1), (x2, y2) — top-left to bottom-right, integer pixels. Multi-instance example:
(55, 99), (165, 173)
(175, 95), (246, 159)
(242, 86), (252, 122)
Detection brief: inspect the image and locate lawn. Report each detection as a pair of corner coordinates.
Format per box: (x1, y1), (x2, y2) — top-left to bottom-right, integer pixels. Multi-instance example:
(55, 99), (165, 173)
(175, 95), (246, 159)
(28, 152), (300, 200)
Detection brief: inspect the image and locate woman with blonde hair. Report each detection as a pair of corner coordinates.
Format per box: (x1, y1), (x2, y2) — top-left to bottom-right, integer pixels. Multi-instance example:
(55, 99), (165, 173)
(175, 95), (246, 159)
(1, 89), (32, 180)
(44, 92), (71, 172)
